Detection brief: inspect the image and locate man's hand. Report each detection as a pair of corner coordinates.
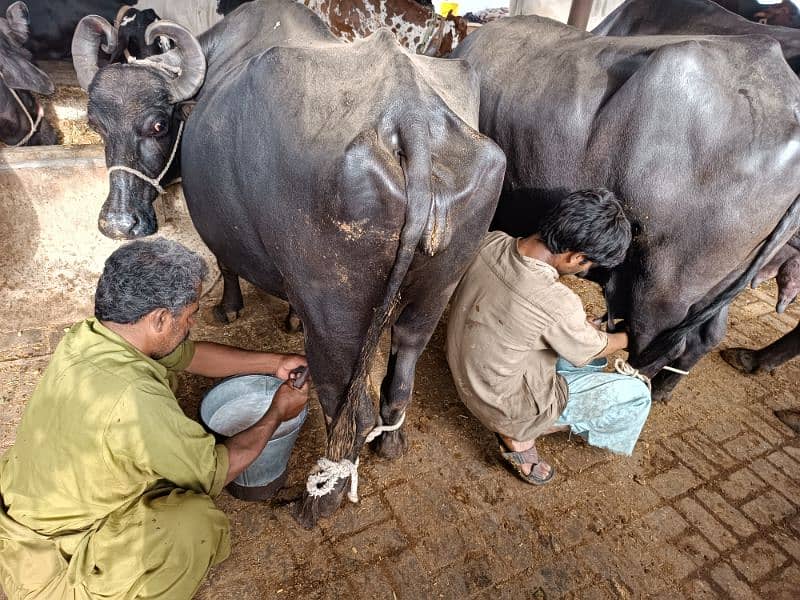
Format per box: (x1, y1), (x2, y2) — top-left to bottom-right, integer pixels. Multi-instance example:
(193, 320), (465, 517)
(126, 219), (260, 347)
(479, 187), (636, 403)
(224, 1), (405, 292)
(275, 354), (308, 380)
(266, 380), (309, 423)
(224, 380), (309, 485)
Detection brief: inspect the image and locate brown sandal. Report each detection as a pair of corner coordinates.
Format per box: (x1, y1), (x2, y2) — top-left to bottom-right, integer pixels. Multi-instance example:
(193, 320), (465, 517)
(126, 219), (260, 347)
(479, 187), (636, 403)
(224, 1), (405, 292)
(495, 434), (556, 485)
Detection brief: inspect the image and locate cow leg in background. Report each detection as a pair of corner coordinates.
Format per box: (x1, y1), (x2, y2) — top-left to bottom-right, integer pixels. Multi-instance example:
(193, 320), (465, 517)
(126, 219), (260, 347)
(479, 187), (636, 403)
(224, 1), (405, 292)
(285, 305), (303, 333)
(212, 261), (244, 324)
(721, 322), (800, 374)
(649, 306), (730, 402)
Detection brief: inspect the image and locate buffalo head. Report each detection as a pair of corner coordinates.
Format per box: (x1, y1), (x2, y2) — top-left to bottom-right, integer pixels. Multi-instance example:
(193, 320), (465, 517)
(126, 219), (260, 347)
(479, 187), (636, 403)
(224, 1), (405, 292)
(113, 6), (168, 61)
(0, 2), (56, 146)
(72, 15), (205, 239)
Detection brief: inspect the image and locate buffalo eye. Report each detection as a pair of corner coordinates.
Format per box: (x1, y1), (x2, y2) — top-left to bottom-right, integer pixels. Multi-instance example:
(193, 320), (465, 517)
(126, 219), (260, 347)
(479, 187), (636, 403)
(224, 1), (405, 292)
(152, 120), (167, 135)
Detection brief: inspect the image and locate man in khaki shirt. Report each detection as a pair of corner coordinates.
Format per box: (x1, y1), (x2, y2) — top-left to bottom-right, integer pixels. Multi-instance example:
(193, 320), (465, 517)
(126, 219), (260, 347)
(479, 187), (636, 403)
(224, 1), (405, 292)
(447, 189), (651, 484)
(0, 239), (309, 599)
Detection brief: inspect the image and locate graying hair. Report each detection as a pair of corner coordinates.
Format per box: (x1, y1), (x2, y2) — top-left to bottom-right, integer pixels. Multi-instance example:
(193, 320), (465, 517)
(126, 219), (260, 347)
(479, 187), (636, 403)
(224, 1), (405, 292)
(94, 238), (208, 324)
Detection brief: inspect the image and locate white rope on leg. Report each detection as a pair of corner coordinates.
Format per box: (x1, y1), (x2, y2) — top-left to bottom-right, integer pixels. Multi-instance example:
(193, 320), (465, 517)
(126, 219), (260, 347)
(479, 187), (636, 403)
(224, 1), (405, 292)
(306, 457), (360, 503)
(305, 412), (406, 504)
(613, 359), (691, 392)
(614, 358), (652, 392)
(365, 412), (406, 444)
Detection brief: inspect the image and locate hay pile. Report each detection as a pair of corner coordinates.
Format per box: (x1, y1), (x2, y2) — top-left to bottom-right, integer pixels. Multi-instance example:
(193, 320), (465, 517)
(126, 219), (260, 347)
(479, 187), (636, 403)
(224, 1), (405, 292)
(41, 85), (101, 146)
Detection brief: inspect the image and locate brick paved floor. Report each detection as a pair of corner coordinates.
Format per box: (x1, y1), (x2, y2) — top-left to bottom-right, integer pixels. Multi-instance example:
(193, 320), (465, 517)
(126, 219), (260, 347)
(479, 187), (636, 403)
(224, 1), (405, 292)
(1, 279), (798, 599)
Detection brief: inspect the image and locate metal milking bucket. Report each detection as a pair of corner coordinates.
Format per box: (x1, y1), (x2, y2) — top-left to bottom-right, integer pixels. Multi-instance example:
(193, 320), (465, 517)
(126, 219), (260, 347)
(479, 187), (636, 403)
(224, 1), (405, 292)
(200, 374), (308, 501)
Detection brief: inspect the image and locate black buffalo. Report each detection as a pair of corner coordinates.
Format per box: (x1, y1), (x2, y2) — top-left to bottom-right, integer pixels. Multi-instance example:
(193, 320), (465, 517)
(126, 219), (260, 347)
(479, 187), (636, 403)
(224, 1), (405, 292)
(452, 15), (800, 401)
(595, 0), (800, 376)
(0, 1), (56, 146)
(73, 0), (505, 526)
(593, 0), (800, 73)
(715, 0), (800, 27)
(2, 1), (254, 59)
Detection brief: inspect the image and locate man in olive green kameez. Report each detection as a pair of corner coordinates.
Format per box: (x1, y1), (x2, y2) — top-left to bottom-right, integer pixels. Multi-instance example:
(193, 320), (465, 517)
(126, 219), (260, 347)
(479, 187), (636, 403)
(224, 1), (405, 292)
(0, 239), (309, 599)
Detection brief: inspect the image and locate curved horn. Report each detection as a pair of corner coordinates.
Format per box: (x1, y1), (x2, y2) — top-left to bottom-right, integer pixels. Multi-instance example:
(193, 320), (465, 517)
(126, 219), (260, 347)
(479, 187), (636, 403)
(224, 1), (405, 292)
(145, 20), (205, 102)
(113, 4), (134, 30)
(72, 15), (118, 91)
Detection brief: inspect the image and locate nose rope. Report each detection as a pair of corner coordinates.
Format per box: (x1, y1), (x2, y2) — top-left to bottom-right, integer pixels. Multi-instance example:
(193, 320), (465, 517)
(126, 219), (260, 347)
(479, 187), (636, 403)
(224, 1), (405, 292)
(0, 72), (43, 147)
(306, 412), (406, 504)
(107, 119), (184, 195)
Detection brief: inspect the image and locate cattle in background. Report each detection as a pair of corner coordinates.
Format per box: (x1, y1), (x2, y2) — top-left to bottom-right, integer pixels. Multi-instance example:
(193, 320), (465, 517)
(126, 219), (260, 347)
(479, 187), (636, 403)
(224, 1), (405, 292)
(0, 1), (256, 59)
(0, 1), (56, 145)
(8, 0), (464, 61)
(715, 0), (800, 28)
(452, 16), (800, 402)
(72, 0), (505, 526)
(593, 0), (800, 73)
(301, 0), (467, 56)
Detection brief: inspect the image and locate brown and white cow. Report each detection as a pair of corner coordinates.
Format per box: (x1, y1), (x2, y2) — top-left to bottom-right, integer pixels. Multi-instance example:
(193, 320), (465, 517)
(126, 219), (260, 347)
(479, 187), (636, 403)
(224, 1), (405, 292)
(301, 0), (467, 56)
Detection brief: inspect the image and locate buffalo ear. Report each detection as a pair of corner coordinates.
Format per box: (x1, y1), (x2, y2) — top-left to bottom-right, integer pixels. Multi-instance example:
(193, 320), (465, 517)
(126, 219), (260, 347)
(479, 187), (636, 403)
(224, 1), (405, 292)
(177, 100), (196, 121)
(0, 51), (54, 95)
(5, 1), (30, 46)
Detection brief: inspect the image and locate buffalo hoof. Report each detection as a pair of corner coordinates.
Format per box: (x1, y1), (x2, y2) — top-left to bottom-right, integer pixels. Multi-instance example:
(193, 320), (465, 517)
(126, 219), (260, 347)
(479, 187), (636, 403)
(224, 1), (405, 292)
(650, 371), (681, 403)
(285, 310), (303, 333)
(720, 348), (759, 374)
(213, 304), (241, 324)
(775, 409), (800, 434)
(371, 429), (408, 460)
(651, 386), (673, 403)
(292, 478), (348, 529)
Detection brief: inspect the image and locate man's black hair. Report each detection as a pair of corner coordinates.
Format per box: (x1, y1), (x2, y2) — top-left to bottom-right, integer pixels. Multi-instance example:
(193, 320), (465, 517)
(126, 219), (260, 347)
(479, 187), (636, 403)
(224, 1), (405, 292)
(94, 238), (208, 324)
(538, 188), (631, 268)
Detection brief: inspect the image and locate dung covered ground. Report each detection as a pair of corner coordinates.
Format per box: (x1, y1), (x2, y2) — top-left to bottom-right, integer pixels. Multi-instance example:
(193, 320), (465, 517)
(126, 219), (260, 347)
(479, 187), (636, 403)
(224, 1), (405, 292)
(1, 276), (799, 599)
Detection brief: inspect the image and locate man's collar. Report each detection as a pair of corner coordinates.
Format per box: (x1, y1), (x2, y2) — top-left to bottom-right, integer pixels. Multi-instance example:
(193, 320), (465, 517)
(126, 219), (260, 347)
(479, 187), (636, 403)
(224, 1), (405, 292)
(88, 317), (169, 378)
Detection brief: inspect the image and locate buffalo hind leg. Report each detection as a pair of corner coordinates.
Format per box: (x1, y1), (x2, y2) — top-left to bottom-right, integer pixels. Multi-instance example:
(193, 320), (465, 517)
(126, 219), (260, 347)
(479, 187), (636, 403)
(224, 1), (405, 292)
(293, 319), (376, 529)
(212, 261), (244, 324)
(372, 307), (434, 460)
(721, 322), (800, 374)
(651, 306), (730, 402)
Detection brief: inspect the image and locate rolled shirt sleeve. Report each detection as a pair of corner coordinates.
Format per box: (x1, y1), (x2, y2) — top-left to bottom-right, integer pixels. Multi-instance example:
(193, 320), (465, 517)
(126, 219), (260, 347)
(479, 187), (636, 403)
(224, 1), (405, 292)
(104, 378), (227, 497)
(542, 296), (608, 367)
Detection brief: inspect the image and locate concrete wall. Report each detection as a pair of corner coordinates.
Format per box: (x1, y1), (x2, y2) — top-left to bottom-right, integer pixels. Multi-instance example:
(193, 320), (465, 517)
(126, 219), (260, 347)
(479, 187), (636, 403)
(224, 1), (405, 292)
(0, 144), (219, 361)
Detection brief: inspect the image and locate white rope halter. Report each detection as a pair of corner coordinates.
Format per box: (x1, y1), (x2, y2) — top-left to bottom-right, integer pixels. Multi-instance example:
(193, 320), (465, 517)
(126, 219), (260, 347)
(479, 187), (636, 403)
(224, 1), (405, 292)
(107, 119), (184, 195)
(1, 73), (43, 147)
(306, 412), (406, 504)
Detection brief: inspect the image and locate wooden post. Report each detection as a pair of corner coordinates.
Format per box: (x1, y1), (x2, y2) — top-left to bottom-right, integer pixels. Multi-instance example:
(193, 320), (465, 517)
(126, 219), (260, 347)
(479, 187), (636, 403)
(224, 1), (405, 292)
(567, 0), (594, 30)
